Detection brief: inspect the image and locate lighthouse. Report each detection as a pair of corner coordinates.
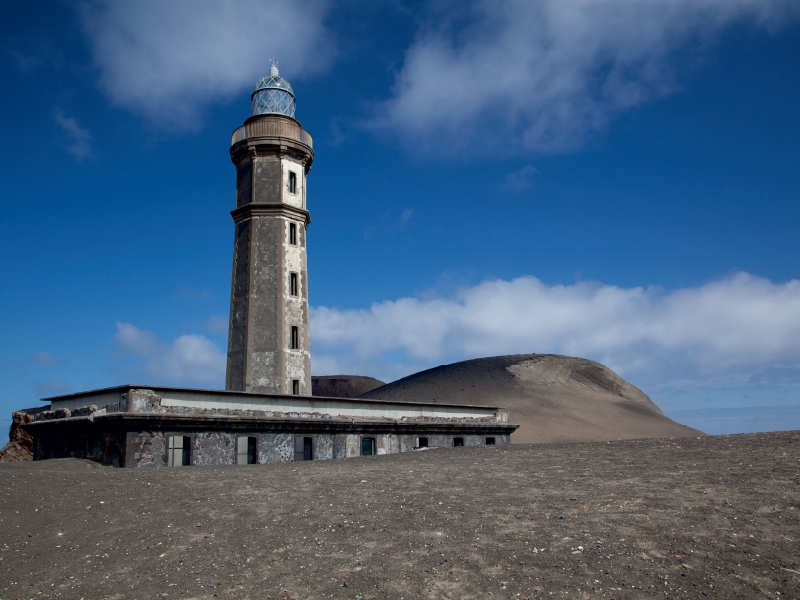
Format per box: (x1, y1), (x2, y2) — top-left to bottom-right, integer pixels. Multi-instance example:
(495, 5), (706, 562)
(225, 61), (313, 395)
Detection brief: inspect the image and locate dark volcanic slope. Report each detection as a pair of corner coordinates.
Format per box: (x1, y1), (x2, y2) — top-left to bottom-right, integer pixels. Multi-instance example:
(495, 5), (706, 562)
(312, 375), (386, 398)
(361, 354), (702, 443)
(2, 432), (799, 599)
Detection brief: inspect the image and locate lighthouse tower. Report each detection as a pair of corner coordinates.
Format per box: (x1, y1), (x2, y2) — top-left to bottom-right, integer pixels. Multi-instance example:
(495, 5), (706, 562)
(225, 61), (313, 395)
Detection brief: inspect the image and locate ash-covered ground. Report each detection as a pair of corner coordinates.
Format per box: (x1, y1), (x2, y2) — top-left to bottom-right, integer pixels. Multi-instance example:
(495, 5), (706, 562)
(1, 431), (799, 599)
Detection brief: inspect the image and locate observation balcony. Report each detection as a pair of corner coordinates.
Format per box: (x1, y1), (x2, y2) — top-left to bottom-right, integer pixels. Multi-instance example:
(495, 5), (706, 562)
(231, 114), (313, 149)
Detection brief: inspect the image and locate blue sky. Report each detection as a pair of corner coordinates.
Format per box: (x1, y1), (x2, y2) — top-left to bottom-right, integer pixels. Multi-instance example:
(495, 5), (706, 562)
(1, 0), (799, 436)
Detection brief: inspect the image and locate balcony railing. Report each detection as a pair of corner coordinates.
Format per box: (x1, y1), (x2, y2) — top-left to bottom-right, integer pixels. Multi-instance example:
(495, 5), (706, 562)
(231, 118), (313, 149)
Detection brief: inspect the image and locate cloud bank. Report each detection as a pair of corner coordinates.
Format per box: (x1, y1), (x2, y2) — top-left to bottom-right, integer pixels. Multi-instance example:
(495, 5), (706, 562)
(80, 0), (333, 128)
(110, 274), (800, 406)
(310, 273), (800, 389)
(374, 0), (800, 154)
(114, 322), (225, 385)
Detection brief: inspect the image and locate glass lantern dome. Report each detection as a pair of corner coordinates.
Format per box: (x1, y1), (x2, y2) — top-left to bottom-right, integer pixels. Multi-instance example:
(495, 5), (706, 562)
(251, 60), (296, 117)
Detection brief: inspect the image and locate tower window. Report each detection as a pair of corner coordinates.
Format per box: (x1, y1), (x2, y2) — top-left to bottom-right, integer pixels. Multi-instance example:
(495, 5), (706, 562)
(291, 326), (299, 349)
(453, 437), (464, 447)
(289, 171), (297, 194)
(289, 222), (297, 245)
(237, 436), (257, 465)
(292, 379), (299, 395)
(290, 272), (298, 296)
(167, 435), (191, 466)
(485, 437), (496, 445)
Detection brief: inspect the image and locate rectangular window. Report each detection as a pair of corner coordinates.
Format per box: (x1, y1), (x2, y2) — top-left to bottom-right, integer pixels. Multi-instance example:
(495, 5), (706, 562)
(237, 436), (257, 465)
(453, 437), (464, 447)
(289, 171), (297, 194)
(485, 437), (496, 445)
(291, 326), (299, 349)
(417, 437), (428, 449)
(289, 222), (297, 245)
(167, 435), (191, 466)
(292, 379), (299, 395)
(295, 436), (313, 461)
(290, 272), (298, 296)
(361, 437), (375, 456)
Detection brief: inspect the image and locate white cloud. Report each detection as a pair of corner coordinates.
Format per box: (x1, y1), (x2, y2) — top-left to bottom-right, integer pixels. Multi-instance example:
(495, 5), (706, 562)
(108, 274), (800, 399)
(80, 0), (334, 128)
(310, 273), (800, 390)
(54, 110), (92, 160)
(114, 322), (225, 385)
(373, 0), (800, 154)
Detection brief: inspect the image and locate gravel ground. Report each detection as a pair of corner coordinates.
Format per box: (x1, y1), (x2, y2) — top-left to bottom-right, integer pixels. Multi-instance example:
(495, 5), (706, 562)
(1, 431), (799, 599)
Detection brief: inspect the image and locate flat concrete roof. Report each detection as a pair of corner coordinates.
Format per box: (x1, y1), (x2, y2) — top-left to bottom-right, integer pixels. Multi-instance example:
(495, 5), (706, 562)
(41, 384), (505, 411)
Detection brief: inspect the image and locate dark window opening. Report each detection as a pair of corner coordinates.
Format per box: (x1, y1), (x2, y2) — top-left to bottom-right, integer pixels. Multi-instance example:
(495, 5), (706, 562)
(291, 326), (299, 349)
(290, 272), (298, 296)
(168, 435), (191, 466)
(485, 437), (496, 445)
(361, 437), (375, 456)
(417, 437), (428, 448)
(292, 379), (300, 395)
(289, 171), (297, 194)
(248, 436), (257, 464)
(237, 436), (257, 464)
(289, 223), (297, 245)
(294, 436), (313, 461)
(454, 437), (464, 447)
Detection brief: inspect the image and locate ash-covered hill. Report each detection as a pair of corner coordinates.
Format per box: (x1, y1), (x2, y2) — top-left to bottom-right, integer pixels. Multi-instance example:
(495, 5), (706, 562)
(359, 354), (703, 443)
(311, 375), (386, 398)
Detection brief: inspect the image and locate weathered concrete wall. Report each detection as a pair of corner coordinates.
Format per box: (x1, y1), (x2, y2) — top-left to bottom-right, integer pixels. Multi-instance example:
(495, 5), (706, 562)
(130, 431), (167, 467)
(226, 218), (251, 392)
(193, 432), (236, 466)
(282, 157), (305, 209)
(32, 426), (512, 467)
(346, 434), (361, 458)
(226, 132), (312, 397)
(333, 434), (347, 459)
(313, 434), (334, 461)
(253, 157), (281, 205)
(464, 435), (486, 446)
(258, 433), (294, 463)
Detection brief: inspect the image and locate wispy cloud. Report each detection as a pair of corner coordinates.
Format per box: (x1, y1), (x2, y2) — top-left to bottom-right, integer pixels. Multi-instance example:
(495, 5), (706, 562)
(503, 165), (539, 191)
(32, 351), (58, 366)
(79, 0), (334, 129)
(204, 315), (229, 335)
(372, 0), (800, 155)
(54, 109), (92, 160)
(33, 381), (68, 398)
(113, 322), (225, 385)
(6, 34), (63, 73)
(399, 208), (414, 229)
(310, 272), (800, 391)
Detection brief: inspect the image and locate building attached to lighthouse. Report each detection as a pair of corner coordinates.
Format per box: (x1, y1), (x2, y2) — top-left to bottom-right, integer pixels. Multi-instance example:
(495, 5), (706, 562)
(225, 62), (313, 396)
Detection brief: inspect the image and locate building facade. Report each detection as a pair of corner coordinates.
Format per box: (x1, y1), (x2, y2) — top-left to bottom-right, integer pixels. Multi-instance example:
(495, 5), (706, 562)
(24, 386), (516, 467)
